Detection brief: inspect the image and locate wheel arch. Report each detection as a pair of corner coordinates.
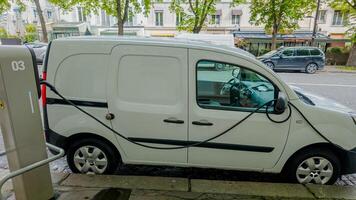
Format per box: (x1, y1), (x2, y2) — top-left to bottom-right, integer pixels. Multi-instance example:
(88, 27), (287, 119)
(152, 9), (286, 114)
(281, 142), (347, 174)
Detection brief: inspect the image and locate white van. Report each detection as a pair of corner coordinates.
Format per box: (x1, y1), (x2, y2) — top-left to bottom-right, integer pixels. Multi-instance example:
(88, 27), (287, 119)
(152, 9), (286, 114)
(43, 37), (356, 185)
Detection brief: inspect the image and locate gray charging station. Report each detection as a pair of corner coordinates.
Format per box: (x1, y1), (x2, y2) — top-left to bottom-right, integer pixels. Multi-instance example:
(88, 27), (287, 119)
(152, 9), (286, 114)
(0, 46), (54, 200)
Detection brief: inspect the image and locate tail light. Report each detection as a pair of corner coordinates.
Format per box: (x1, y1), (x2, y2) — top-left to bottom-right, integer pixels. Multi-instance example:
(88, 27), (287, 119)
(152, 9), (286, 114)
(41, 72), (47, 106)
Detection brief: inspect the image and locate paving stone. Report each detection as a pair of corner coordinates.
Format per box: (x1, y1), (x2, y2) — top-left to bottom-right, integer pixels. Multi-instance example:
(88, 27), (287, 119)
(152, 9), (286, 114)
(51, 172), (69, 185)
(306, 184), (356, 200)
(191, 179), (314, 199)
(61, 174), (189, 191)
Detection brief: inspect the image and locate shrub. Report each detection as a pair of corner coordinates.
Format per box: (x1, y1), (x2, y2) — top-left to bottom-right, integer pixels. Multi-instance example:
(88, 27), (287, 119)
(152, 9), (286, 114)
(0, 27), (7, 38)
(23, 24), (38, 43)
(326, 47), (350, 65)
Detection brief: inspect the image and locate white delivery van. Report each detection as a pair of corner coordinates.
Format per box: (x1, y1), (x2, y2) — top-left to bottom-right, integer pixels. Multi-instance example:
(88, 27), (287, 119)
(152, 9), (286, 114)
(43, 37), (356, 185)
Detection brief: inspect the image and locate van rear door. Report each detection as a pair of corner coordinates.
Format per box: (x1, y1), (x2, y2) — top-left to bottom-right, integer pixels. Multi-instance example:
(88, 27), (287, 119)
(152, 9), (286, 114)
(107, 45), (188, 164)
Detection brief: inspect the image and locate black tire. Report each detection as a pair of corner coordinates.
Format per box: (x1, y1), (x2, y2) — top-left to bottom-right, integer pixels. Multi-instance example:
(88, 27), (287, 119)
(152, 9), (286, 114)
(305, 63), (318, 74)
(284, 147), (340, 185)
(67, 138), (121, 174)
(264, 62), (275, 70)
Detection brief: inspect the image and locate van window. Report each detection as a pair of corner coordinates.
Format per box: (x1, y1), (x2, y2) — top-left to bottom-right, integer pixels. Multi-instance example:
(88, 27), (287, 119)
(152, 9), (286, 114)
(296, 49), (310, 56)
(117, 55), (181, 105)
(310, 49), (321, 56)
(282, 49), (294, 57)
(196, 60), (276, 112)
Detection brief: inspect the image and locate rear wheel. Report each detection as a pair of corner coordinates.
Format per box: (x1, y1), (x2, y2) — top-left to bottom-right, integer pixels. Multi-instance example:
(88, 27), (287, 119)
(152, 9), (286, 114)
(67, 138), (121, 174)
(305, 63), (318, 74)
(285, 148), (340, 185)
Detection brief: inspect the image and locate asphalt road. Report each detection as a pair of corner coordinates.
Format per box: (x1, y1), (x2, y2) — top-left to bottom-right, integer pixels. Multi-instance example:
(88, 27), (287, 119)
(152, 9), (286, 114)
(0, 70), (355, 185)
(279, 71), (356, 111)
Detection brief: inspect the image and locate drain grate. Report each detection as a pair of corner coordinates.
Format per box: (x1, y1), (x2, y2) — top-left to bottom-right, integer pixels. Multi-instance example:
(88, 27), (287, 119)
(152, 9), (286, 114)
(92, 188), (131, 200)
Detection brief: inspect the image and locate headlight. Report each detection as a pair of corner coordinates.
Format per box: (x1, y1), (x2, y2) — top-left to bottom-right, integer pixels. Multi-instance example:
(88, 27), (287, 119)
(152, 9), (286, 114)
(351, 113), (356, 125)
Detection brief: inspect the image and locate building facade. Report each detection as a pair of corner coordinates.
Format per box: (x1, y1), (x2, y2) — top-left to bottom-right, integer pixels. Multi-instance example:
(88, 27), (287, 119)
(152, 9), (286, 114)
(0, 0), (351, 50)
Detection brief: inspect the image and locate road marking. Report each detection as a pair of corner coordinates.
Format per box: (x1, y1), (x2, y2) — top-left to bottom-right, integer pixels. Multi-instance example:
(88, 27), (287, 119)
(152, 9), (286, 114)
(288, 82), (356, 88)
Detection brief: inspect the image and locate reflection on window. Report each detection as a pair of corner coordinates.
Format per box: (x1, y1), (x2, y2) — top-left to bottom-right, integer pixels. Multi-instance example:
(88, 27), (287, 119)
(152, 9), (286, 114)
(197, 60), (276, 111)
(282, 49), (294, 57)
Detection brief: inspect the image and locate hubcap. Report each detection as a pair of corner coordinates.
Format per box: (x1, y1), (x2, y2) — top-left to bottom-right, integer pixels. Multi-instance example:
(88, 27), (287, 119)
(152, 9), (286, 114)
(74, 146), (108, 174)
(296, 157), (333, 184)
(307, 64), (317, 73)
(265, 62), (274, 70)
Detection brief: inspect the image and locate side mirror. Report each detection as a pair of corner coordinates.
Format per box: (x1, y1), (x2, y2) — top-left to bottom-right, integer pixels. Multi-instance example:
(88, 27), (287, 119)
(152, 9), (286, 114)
(274, 92), (287, 114)
(279, 54), (285, 59)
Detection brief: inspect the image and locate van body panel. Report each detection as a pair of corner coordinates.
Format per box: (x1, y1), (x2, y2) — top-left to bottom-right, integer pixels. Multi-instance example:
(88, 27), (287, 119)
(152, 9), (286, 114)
(188, 49), (291, 170)
(43, 37), (356, 177)
(106, 45), (188, 164)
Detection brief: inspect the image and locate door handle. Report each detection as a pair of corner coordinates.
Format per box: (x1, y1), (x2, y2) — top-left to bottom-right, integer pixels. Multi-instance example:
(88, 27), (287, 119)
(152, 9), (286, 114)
(192, 121), (213, 126)
(163, 118), (184, 124)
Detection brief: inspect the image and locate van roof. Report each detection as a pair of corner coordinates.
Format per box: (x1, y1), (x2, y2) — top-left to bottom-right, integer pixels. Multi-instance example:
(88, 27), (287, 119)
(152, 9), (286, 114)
(54, 36), (255, 58)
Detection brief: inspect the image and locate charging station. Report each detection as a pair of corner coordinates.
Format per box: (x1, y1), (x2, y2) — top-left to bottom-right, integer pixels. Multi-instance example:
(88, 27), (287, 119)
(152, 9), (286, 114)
(0, 46), (54, 200)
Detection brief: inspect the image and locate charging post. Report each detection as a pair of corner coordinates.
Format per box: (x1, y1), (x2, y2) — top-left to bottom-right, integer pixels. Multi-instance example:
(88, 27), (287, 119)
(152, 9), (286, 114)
(0, 46), (54, 200)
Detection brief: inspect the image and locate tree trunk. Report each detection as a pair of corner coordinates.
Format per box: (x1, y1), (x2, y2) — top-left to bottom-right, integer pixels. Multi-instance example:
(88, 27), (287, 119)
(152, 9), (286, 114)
(193, 26), (202, 33)
(347, 43), (356, 67)
(116, 0), (124, 35)
(271, 25), (278, 50)
(33, 0), (48, 43)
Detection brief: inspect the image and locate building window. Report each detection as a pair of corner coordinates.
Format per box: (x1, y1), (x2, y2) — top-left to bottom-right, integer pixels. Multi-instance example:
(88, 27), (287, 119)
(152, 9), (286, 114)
(125, 14), (134, 26)
(317, 10), (326, 24)
(47, 10), (53, 19)
(77, 7), (87, 22)
(232, 15), (240, 25)
(211, 14), (220, 25)
(155, 11), (163, 26)
(33, 9), (37, 19)
(332, 10), (348, 25)
(176, 12), (183, 26)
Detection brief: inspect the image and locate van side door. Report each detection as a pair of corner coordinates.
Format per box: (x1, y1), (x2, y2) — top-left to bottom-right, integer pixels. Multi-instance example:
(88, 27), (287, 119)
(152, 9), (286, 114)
(188, 49), (291, 170)
(107, 45), (188, 164)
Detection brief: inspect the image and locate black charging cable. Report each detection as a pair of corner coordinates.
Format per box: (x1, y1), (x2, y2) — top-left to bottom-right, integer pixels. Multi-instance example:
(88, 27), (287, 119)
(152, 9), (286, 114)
(41, 81), (353, 153)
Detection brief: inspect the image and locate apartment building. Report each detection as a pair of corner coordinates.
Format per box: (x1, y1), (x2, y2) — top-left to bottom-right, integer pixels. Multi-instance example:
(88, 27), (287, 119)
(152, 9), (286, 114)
(0, 0), (351, 50)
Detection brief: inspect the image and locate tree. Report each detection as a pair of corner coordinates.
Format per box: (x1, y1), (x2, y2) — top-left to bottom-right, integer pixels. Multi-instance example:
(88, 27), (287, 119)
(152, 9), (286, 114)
(33, 0), (49, 42)
(24, 24), (38, 42)
(170, 0), (243, 33)
(250, 0), (316, 50)
(50, 0), (151, 35)
(0, 0), (10, 16)
(330, 0), (356, 66)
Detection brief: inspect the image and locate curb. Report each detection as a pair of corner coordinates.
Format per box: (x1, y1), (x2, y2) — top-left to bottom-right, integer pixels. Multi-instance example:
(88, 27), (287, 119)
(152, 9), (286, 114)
(54, 173), (356, 200)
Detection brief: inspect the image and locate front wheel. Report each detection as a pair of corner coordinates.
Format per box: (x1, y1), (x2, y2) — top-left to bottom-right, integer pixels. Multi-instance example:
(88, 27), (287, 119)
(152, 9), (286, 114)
(67, 138), (121, 174)
(286, 148), (340, 185)
(305, 63), (318, 74)
(264, 62), (275, 70)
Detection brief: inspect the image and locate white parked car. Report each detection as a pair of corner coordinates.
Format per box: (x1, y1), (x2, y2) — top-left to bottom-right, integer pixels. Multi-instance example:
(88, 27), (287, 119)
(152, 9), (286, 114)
(42, 37), (356, 185)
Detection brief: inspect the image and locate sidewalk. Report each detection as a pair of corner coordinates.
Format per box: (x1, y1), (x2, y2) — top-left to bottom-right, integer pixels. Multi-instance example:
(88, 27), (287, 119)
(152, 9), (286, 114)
(322, 65), (356, 74)
(48, 173), (356, 200)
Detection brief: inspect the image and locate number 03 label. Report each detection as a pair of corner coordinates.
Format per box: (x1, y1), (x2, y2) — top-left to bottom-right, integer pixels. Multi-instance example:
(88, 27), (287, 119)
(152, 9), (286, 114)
(11, 61), (26, 71)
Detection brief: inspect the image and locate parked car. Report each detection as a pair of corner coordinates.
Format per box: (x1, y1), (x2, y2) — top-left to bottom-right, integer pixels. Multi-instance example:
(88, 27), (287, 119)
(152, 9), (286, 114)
(43, 37), (356, 185)
(258, 47), (325, 74)
(25, 42), (47, 64)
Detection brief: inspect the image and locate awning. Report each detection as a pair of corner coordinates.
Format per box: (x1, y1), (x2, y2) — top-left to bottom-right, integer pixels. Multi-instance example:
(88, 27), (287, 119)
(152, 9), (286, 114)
(232, 10), (243, 15)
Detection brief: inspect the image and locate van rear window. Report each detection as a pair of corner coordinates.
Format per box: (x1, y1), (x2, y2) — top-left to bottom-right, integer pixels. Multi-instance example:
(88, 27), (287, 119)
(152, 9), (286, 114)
(296, 49), (310, 56)
(310, 49), (321, 56)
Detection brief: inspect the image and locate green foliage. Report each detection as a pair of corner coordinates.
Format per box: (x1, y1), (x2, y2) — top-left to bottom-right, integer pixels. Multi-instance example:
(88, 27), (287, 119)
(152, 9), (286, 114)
(50, 0), (151, 34)
(249, 0), (316, 36)
(24, 24), (38, 42)
(0, 0), (10, 15)
(170, 0), (244, 33)
(326, 46), (350, 65)
(0, 27), (7, 38)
